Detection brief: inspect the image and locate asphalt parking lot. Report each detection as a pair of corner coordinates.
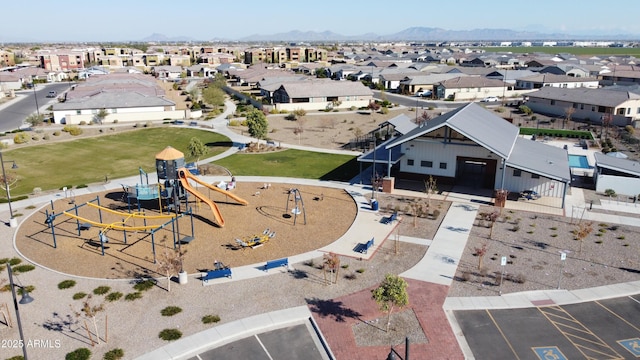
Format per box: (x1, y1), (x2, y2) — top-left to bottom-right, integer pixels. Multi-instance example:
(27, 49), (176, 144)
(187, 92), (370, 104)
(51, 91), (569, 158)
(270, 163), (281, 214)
(187, 322), (330, 360)
(455, 295), (640, 359)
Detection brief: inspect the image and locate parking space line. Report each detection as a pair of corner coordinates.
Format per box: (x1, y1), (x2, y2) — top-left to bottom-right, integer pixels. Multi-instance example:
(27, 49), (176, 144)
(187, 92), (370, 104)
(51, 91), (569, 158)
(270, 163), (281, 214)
(255, 334), (274, 360)
(538, 306), (623, 359)
(596, 300), (640, 333)
(486, 310), (521, 360)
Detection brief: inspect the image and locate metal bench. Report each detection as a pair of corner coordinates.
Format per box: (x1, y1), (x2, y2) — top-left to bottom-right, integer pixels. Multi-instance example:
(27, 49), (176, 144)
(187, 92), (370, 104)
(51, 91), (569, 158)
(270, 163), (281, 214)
(354, 238), (374, 254)
(202, 268), (232, 285)
(264, 258), (288, 272)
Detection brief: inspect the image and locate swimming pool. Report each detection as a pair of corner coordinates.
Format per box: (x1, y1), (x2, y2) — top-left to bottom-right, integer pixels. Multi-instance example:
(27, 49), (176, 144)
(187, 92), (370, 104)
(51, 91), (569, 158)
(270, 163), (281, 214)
(568, 155), (590, 169)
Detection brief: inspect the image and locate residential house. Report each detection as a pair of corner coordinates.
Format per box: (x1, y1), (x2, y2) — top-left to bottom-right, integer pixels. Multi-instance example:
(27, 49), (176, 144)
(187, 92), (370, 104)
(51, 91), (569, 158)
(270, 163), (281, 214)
(515, 74), (599, 90)
(594, 152), (640, 196)
(398, 73), (470, 95)
(526, 87), (640, 126)
(381, 103), (570, 205)
(434, 77), (511, 101)
(599, 70), (640, 86)
(152, 66), (183, 80)
(271, 79), (373, 112)
(0, 50), (16, 66)
(169, 55), (191, 67)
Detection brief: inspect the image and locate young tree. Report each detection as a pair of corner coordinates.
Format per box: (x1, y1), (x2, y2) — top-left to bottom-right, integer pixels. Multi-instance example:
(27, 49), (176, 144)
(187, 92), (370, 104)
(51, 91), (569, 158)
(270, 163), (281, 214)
(474, 242), (488, 270)
(322, 252), (340, 285)
(94, 109), (108, 124)
(575, 221), (593, 253)
(371, 274), (409, 332)
(25, 113), (44, 127)
(367, 101), (380, 115)
(564, 107), (575, 130)
(156, 237), (186, 292)
(293, 117), (306, 144)
(417, 111), (431, 125)
(424, 175), (438, 209)
(246, 108), (269, 140)
(485, 211), (500, 239)
(72, 294), (105, 345)
(187, 137), (208, 163)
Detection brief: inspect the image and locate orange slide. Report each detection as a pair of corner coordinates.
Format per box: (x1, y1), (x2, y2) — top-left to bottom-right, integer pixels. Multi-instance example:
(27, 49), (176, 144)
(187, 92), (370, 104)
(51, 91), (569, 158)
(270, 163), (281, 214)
(177, 169), (248, 227)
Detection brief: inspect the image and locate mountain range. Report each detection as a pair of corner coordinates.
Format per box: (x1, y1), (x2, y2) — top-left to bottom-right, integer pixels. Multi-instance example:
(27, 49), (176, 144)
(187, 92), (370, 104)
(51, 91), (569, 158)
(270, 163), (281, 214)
(142, 27), (639, 43)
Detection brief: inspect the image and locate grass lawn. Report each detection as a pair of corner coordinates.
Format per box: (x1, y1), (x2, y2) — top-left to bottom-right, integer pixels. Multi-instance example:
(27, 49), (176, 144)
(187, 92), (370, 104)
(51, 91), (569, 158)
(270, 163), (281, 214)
(213, 149), (360, 181)
(2, 127), (231, 197)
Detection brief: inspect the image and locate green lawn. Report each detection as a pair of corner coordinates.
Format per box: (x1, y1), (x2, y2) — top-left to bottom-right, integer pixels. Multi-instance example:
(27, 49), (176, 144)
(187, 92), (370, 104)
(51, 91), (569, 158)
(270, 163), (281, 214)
(2, 127), (231, 197)
(476, 46), (640, 56)
(213, 149), (359, 181)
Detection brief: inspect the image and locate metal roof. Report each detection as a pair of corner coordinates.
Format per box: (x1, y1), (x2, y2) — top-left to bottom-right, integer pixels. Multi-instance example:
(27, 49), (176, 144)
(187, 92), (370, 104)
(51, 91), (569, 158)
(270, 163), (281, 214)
(506, 138), (571, 182)
(378, 114), (417, 135)
(385, 103), (518, 160)
(526, 87), (640, 107)
(358, 138), (404, 165)
(594, 152), (640, 177)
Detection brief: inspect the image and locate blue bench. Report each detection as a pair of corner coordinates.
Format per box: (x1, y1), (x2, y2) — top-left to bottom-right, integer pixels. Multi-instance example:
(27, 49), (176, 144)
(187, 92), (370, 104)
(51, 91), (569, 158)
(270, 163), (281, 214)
(382, 212), (398, 224)
(354, 238), (374, 254)
(264, 258), (288, 272)
(189, 121), (198, 126)
(202, 268), (232, 284)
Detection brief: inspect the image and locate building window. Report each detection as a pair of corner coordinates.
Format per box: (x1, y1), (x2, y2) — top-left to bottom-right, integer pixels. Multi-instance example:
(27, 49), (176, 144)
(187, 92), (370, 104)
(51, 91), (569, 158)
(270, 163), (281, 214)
(76, 110), (81, 115)
(421, 160), (433, 168)
(439, 162), (447, 169)
(637, 107), (640, 114)
(407, 159), (414, 166)
(550, 100), (555, 105)
(111, 109), (117, 114)
(513, 169), (522, 177)
(531, 174), (540, 179)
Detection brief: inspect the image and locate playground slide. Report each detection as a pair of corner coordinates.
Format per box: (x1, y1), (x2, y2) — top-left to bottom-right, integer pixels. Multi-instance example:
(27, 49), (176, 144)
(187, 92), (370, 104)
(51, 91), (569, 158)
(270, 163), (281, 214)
(177, 175), (226, 227)
(177, 168), (248, 206)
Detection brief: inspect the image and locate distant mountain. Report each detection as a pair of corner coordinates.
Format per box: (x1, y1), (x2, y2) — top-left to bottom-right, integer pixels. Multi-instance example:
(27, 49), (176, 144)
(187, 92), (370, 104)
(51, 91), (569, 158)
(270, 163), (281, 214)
(141, 33), (196, 42)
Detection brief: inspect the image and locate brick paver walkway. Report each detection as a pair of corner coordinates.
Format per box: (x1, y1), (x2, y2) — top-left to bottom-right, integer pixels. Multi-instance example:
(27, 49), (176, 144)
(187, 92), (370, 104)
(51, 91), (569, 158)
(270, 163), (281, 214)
(311, 279), (464, 359)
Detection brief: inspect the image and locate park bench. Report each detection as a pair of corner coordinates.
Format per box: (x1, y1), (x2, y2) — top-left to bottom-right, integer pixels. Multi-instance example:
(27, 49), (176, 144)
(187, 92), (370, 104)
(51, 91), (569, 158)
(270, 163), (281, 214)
(202, 268), (232, 285)
(78, 222), (92, 231)
(189, 121), (198, 126)
(353, 238), (374, 254)
(264, 258), (289, 272)
(382, 212), (398, 225)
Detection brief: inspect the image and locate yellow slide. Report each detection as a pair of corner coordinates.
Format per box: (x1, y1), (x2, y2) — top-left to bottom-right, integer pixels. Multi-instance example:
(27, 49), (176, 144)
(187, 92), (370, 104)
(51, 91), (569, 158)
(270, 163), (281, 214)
(177, 168), (248, 206)
(177, 174), (226, 227)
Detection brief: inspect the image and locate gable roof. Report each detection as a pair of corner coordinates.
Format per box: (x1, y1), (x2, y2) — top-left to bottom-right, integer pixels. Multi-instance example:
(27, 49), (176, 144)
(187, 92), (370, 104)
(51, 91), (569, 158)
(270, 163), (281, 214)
(527, 87), (640, 107)
(594, 152), (640, 176)
(506, 138), (571, 182)
(53, 91), (175, 110)
(385, 103), (518, 159)
(276, 80), (373, 98)
(438, 76), (506, 89)
(378, 114), (417, 135)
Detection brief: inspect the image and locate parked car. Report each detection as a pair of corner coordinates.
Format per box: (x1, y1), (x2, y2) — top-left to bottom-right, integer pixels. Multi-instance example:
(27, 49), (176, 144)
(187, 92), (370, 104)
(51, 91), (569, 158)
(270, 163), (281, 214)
(480, 96), (499, 102)
(47, 91), (57, 98)
(415, 90), (432, 97)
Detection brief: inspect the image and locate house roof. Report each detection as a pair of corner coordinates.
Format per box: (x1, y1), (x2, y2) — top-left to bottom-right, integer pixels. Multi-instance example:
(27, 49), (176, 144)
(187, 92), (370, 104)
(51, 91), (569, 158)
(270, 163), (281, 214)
(276, 80), (373, 98)
(506, 138), (571, 182)
(399, 73), (468, 85)
(53, 91), (175, 111)
(378, 114), (417, 135)
(517, 74), (598, 83)
(594, 152), (640, 177)
(358, 137), (404, 165)
(385, 103), (518, 160)
(526, 87), (640, 107)
(438, 76), (506, 89)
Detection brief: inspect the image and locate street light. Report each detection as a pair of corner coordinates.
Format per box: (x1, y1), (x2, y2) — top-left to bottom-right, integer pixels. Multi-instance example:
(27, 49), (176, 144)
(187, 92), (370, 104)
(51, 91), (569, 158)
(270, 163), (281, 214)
(7, 263), (35, 360)
(0, 151), (18, 227)
(32, 82), (40, 118)
(387, 337), (410, 360)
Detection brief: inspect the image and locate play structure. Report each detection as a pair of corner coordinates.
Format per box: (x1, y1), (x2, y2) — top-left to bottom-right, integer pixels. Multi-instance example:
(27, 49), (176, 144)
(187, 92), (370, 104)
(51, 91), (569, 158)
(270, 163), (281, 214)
(235, 228), (276, 249)
(44, 196), (195, 263)
(285, 188), (306, 225)
(154, 146), (248, 227)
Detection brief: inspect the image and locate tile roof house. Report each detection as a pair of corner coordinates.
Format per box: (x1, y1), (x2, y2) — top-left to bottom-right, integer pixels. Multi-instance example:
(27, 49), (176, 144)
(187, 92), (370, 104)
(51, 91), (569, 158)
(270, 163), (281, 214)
(526, 87), (640, 126)
(271, 79), (373, 112)
(379, 103), (571, 206)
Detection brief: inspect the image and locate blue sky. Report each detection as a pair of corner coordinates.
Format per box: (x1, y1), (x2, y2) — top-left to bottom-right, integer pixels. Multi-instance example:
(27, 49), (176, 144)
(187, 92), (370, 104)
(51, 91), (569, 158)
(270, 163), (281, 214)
(2, 0), (639, 42)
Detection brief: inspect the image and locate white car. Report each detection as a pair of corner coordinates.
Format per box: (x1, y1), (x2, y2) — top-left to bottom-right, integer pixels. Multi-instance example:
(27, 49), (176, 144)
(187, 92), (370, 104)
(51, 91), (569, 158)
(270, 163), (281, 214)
(480, 96), (499, 102)
(415, 90), (432, 97)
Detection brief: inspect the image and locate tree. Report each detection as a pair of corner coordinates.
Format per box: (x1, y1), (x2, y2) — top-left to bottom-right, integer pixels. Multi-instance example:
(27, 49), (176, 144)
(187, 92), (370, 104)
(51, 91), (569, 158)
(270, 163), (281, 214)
(371, 274), (409, 332)
(293, 117), (306, 144)
(202, 86), (225, 108)
(417, 111), (431, 125)
(367, 101), (380, 115)
(246, 108), (268, 139)
(474, 242), (488, 270)
(94, 109), (108, 125)
(156, 237), (186, 292)
(72, 294), (105, 346)
(315, 67), (327, 78)
(519, 105), (532, 116)
(574, 221), (593, 253)
(187, 137), (208, 163)
(322, 252), (340, 285)
(25, 113), (44, 127)
(564, 107), (575, 130)
(485, 211), (500, 239)
(424, 175), (438, 209)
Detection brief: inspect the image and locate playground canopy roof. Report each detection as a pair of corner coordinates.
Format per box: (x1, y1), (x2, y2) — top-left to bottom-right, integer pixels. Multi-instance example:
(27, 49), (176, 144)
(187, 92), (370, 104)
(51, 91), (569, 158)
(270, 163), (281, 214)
(156, 146), (184, 161)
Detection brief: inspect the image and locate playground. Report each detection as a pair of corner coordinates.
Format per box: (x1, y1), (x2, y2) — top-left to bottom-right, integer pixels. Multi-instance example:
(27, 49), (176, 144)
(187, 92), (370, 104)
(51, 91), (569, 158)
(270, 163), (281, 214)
(15, 181), (357, 279)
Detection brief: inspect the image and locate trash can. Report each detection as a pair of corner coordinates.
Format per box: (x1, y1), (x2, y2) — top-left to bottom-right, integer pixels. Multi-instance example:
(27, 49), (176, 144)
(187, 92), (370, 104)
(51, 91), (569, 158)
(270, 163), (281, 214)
(371, 200), (379, 211)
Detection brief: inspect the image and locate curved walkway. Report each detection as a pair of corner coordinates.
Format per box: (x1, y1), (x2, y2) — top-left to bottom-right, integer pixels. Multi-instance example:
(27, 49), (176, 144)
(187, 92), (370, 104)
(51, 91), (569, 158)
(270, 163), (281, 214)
(3, 101), (640, 359)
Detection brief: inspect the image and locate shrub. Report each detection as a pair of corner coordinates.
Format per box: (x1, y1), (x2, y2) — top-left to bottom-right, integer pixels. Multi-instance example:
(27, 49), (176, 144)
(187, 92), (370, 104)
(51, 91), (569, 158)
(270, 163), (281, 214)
(106, 292), (123, 302)
(356, 268), (365, 273)
(43, 134), (50, 140)
(58, 280), (77, 289)
(511, 225), (520, 232)
(341, 264), (349, 269)
(617, 235), (626, 240)
(103, 348), (125, 360)
(13, 132), (30, 144)
(93, 286), (111, 295)
(604, 189), (616, 197)
(125, 292), (142, 301)
(79, 121), (87, 125)
(65, 348), (91, 360)
(63, 125), (83, 136)
(53, 131), (61, 136)
(551, 234), (558, 238)
(161, 306), (183, 316)
(73, 292), (87, 300)
(159, 328), (182, 341)
(12, 264), (35, 273)
(133, 279), (155, 292)
(202, 314), (221, 324)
